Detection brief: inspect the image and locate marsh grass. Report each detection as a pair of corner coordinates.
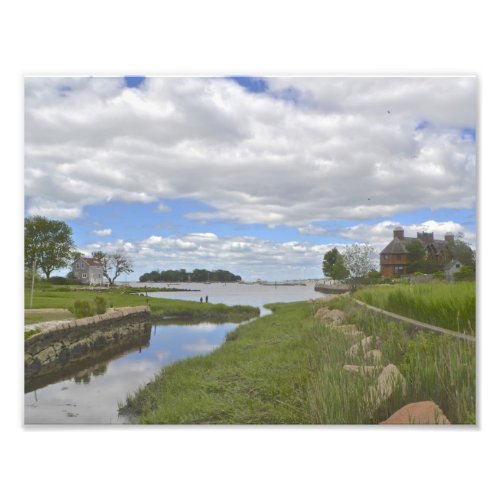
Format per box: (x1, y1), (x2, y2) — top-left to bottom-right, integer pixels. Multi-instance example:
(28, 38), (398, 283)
(122, 294), (475, 424)
(308, 299), (475, 424)
(353, 282), (476, 334)
(123, 301), (316, 424)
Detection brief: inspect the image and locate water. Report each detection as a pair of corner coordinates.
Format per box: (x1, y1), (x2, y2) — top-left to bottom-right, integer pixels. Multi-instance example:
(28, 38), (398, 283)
(142, 281), (324, 310)
(24, 282), (324, 424)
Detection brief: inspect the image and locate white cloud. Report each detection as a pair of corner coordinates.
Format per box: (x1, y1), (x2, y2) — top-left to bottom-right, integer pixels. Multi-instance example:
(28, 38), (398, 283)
(92, 228), (112, 236)
(78, 232), (334, 281)
(25, 76), (476, 226)
(155, 202), (170, 213)
(339, 219), (476, 251)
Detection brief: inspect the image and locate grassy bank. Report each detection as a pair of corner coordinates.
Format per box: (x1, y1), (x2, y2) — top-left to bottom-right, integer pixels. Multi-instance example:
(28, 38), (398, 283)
(308, 297), (475, 424)
(24, 284), (259, 323)
(353, 282), (476, 335)
(123, 295), (475, 424)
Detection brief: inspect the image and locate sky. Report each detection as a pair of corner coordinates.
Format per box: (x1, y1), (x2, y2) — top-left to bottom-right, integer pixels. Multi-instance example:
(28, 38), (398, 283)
(24, 76), (477, 281)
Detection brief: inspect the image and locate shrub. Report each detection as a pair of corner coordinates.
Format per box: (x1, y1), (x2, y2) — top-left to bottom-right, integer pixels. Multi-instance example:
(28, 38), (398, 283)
(94, 296), (107, 314)
(49, 276), (68, 285)
(71, 300), (94, 318)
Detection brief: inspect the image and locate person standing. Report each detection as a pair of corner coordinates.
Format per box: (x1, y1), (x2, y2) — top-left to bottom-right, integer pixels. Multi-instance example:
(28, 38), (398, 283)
(205, 295), (209, 303)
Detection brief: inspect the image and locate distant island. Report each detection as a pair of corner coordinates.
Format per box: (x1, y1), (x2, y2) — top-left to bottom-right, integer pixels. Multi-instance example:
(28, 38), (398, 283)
(139, 268), (242, 283)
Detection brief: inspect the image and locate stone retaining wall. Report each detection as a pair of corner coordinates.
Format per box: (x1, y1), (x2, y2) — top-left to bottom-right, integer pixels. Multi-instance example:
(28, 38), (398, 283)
(314, 283), (351, 294)
(25, 306), (151, 378)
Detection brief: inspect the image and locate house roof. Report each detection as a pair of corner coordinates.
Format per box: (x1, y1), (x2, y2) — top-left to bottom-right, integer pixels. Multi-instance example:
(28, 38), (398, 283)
(380, 235), (450, 256)
(74, 257), (103, 267)
(380, 237), (423, 255)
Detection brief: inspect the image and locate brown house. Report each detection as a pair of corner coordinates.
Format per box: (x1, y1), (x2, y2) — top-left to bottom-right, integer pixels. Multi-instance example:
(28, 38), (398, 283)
(380, 227), (454, 277)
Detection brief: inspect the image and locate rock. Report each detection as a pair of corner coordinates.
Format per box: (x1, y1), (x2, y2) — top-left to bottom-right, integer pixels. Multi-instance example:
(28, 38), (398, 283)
(365, 349), (382, 364)
(367, 364), (406, 407)
(343, 364), (381, 376)
(381, 401), (451, 424)
(331, 324), (364, 342)
(347, 336), (381, 358)
(315, 307), (345, 325)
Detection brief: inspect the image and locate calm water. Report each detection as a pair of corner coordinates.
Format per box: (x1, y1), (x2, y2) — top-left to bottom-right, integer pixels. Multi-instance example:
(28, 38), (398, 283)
(24, 282), (324, 424)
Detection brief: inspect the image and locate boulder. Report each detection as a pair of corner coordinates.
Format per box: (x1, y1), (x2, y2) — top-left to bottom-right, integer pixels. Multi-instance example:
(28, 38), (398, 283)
(347, 336), (381, 358)
(342, 364), (381, 376)
(314, 308), (345, 325)
(367, 364), (406, 407)
(332, 324), (364, 343)
(381, 401), (450, 424)
(365, 349), (382, 364)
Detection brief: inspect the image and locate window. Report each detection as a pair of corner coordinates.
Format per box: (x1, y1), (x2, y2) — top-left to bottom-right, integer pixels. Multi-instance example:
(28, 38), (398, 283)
(394, 266), (404, 274)
(396, 254), (402, 260)
(383, 255), (389, 260)
(82, 273), (87, 278)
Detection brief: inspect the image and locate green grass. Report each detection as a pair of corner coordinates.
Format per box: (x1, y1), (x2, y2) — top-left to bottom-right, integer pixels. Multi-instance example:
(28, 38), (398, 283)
(122, 301), (317, 424)
(123, 295), (475, 424)
(353, 282), (476, 334)
(308, 300), (475, 424)
(24, 284), (259, 323)
(24, 309), (75, 325)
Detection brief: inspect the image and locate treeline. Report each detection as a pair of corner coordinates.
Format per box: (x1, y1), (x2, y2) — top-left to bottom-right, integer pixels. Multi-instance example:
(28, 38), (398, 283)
(139, 268), (242, 283)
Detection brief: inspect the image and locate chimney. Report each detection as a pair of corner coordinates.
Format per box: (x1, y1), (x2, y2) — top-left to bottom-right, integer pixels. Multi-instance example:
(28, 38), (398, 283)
(444, 232), (454, 243)
(417, 231), (434, 244)
(393, 226), (404, 240)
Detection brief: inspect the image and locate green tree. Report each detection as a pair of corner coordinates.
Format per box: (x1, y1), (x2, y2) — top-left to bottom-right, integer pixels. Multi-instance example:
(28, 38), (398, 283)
(92, 251), (134, 285)
(24, 216), (75, 279)
(341, 243), (375, 290)
(322, 248), (348, 279)
(406, 240), (426, 273)
(449, 234), (475, 269)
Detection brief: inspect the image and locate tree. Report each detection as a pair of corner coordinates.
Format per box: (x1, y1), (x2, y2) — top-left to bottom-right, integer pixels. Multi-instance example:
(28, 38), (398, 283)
(449, 234), (475, 269)
(92, 251), (133, 285)
(25, 216), (75, 279)
(341, 243), (375, 290)
(406, 240), (426, 274)
(322, 248), (348, 280)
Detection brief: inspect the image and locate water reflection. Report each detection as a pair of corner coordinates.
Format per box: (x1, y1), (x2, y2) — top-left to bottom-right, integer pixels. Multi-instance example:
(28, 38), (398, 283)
(24, 321), (237, 424)
(24, 283), (324, 424)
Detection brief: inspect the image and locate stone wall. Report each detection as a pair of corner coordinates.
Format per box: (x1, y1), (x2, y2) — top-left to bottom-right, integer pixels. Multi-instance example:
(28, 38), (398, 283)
(25, 306), (151, 379)
(314, 283), (350, 294)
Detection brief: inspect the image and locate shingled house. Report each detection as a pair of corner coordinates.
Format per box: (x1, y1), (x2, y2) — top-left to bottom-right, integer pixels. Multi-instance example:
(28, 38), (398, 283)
(379, 227), (455, 278)
(71, 257), (105, 285)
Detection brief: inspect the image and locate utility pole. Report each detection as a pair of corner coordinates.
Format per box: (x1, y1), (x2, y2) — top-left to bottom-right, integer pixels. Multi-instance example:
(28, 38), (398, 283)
(30, 257), (37, 309)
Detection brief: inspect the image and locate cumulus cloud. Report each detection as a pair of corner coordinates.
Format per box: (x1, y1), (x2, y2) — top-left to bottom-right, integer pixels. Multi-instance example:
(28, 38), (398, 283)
(92, 228), (112, 236)
(339, 219), (475, 250)
(25, 76), (476, 225)
(77, 232), (334, 281)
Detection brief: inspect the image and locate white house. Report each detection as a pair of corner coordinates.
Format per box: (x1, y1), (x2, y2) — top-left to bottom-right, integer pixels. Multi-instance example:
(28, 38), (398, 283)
(72, 257), (105, 285)
(444, 259), (463, 281)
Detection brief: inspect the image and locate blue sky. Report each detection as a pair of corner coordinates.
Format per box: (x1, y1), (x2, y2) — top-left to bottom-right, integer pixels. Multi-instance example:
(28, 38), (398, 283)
(24, 76), (477, 281)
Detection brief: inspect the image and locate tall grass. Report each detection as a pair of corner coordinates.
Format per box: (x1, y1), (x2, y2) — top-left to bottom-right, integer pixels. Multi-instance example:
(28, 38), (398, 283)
(353, 282), (475, 334)
(123, 295), (475, 424)
(307, 300), (475, 424)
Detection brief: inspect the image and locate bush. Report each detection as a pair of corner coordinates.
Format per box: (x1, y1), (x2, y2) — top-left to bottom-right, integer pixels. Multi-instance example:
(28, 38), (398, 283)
(94, 296), (107, 314)
(49, 276), (68, 285)
(71, 300), (94, 319)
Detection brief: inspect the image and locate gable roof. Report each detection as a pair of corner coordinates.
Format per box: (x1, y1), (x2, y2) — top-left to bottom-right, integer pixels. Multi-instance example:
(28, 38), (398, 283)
(74, 257), (103, 267)
(381, 235), (451, 256)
